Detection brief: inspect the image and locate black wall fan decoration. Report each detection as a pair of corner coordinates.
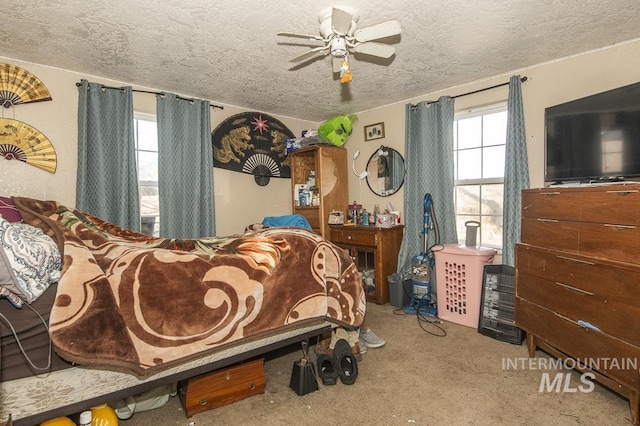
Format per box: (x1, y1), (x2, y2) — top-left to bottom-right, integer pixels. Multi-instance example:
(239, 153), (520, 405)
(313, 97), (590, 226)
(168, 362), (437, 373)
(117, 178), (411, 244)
(212, 112), (294, 186)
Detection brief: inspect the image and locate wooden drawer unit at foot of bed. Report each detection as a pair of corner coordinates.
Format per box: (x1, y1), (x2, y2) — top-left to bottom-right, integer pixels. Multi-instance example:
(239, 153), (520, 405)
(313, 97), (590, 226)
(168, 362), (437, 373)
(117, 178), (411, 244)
(178, 358), (266, 417)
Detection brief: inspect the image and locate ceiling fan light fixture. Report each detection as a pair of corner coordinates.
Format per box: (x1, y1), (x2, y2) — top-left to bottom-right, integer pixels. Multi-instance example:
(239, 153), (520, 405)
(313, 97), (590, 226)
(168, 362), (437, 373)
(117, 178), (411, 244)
(330, 38), (348, 57)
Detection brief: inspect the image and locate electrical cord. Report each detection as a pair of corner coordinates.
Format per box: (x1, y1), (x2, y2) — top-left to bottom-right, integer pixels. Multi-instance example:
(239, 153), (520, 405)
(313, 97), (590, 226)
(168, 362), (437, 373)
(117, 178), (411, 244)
(411, 293), (446, 337)
(391, 284), (446, 337)
(0, 301), (52, 371)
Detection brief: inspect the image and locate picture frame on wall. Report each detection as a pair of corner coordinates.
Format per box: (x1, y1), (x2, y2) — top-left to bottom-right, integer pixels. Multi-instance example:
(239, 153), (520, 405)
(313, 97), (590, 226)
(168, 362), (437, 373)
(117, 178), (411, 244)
(364, 122), (385, 141)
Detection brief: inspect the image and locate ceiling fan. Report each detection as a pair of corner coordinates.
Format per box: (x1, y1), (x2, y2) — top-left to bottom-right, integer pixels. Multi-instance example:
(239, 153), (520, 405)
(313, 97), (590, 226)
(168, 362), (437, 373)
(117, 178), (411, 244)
(277, 6), (401, 74)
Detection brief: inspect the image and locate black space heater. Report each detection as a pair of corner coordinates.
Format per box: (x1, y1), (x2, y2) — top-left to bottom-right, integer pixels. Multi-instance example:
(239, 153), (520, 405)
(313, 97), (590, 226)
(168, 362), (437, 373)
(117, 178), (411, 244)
(478, 264), (524, 344)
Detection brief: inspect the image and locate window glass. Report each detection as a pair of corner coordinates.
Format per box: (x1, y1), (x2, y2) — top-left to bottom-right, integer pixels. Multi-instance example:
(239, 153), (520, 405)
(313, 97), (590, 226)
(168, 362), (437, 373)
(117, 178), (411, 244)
(457, 148), (482, 180)
(482, 145), (505, 179)
(482, 111), (507, 146)
(455, 185), (480, 214)
(457, 116), (482, 149)
(134, 115), (159, 236)
(481, 184), (504, 215)
(136, 119), (158, 151)
(137, 151), (158, 182)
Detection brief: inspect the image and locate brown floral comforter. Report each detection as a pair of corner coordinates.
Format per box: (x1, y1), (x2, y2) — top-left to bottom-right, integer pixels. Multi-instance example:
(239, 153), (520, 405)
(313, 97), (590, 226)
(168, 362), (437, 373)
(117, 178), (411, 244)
(14, 198), (365, 375)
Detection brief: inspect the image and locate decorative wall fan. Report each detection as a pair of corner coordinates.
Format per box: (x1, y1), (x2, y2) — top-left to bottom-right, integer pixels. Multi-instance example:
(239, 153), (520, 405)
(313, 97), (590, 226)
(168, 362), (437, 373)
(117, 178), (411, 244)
(211, 112), (294, 186)
(277, 6), (401, 74)
(0, 118), (57, 173)
(0, 63), (52, 108)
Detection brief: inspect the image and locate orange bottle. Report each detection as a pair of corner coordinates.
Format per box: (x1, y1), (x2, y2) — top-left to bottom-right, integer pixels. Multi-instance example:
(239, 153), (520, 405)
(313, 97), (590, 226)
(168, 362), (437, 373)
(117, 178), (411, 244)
(90, 404), (119, 426)
(40, 417), (75, 426)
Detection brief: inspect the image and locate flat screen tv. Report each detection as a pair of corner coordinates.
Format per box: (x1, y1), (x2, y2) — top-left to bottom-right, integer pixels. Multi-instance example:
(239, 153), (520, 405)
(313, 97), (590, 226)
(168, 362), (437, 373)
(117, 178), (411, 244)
(545, 81), (640, 183)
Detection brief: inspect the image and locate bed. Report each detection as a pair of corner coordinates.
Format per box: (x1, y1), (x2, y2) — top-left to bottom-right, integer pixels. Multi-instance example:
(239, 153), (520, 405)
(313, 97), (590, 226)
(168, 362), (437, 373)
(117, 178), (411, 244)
(0, 197), (365, 425)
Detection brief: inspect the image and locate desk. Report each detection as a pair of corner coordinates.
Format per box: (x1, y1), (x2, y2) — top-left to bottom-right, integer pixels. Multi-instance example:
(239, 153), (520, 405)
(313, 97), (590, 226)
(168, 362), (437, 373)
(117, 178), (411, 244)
(330, 224), (404, 304)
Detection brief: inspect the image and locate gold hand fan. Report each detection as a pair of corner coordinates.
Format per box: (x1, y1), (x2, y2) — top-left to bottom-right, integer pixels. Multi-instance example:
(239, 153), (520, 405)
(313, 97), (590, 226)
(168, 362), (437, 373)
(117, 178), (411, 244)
(0, 63), (52, 108)
(0, 118), (57, 173)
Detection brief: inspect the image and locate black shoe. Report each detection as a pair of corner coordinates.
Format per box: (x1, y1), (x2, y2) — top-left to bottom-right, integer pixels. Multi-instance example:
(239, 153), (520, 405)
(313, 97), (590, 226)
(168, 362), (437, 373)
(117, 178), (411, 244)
(316, 353), (338, 385)
(333, 338), (358, 385)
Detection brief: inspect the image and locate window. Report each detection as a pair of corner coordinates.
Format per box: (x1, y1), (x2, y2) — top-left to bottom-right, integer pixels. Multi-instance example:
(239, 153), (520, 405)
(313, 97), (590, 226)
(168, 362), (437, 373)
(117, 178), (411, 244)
(134, 114), (159, 236)
(453, 105), (507, 250)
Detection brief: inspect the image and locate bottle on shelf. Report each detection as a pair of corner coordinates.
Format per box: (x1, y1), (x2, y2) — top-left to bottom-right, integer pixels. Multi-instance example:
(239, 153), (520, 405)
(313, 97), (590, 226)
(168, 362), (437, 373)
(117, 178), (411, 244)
(348, 201), (362, 224)
(307, 170), (316, 189)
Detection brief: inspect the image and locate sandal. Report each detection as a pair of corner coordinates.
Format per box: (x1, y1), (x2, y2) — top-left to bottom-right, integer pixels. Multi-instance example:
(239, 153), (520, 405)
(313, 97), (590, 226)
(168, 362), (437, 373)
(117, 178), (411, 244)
(316, 353), (338, 385)
(333, 338), (358, 385)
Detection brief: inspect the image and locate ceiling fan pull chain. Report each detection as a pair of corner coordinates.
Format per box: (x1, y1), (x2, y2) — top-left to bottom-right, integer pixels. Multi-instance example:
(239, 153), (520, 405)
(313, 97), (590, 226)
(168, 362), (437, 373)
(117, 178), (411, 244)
(340, 56), (352, 84)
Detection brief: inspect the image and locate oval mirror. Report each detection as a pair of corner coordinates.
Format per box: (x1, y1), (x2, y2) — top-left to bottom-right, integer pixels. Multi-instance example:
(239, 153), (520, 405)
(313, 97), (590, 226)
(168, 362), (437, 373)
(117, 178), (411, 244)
(365, 146), (406, 197)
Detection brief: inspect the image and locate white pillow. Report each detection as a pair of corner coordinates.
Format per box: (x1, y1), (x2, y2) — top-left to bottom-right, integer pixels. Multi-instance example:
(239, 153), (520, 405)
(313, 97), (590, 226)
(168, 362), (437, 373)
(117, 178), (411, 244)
(0, 216), (62, 307)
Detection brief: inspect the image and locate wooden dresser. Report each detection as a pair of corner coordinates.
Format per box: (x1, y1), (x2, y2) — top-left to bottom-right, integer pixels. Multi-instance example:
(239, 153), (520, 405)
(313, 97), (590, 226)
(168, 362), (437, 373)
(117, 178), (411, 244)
(330, 224), (404, 304)
(515, 184), (640, 425)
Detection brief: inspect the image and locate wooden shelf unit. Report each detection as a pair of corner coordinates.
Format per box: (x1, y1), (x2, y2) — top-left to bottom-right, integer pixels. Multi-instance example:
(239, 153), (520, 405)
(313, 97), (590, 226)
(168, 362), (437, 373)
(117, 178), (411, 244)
(289, 145), (348, 239)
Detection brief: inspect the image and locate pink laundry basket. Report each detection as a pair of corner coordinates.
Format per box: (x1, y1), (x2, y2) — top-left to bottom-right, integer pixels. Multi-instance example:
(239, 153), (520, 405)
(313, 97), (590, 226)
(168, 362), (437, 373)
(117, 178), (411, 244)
(434, 244), (497, 328)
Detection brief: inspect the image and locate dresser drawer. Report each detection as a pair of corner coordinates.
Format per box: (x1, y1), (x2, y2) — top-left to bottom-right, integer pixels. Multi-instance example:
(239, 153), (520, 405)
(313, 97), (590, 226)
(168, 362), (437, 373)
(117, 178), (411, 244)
(579, 187), (640, 225)
(579, 221), (640, 265)
(515, 244), (640, 302)
(523, 186), (640, 225)
(515, 298), (640, 388)
(330, 228), (377, 247)
(520, 218), (578, 251)
(522, 190), (581, 220)
(178, 359), (266, 417)
(517, 270), (640, 348)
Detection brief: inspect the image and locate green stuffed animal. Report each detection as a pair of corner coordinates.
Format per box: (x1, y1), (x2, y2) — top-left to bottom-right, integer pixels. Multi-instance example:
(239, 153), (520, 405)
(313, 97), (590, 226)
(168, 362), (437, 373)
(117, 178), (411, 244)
(317, 114), (358, 147)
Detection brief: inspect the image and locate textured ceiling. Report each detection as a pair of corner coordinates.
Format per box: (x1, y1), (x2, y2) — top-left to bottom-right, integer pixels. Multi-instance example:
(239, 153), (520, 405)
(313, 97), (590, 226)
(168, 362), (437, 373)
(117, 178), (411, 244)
(2, 0), (640, 121)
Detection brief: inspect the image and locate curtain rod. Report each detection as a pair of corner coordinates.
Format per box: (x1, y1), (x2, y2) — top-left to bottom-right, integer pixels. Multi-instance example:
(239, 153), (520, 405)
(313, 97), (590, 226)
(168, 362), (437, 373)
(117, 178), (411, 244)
(413, 76), (528, 108)
(75, 81), (224, 110)
(452, 76), (527, 100)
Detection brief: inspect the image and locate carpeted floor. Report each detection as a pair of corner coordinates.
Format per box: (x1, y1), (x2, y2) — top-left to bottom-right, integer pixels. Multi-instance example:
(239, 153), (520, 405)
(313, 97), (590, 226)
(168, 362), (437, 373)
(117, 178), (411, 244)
(119, 303), (632, 425)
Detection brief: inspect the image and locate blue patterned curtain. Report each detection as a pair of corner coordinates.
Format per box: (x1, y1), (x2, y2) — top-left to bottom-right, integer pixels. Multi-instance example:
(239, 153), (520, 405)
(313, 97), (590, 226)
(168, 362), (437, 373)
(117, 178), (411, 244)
(76, 79), (140, 231)
(156, 93), (215, 238)
(398, 96), (457, 274)
(502, 76), (529, 266)
(390, 152), (405, 190)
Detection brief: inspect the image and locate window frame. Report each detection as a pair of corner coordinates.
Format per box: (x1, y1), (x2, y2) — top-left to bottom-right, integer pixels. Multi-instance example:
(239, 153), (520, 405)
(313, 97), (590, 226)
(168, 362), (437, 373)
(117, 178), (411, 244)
(453, 103), (507, 251)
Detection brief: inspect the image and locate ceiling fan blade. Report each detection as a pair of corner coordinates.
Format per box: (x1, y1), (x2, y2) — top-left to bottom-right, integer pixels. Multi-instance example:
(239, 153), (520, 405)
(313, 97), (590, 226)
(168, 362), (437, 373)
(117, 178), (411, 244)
(289, 45), (329, 62)
(353, 42), (396, 58)
(332, 7), (353, 35)
(277, 32), (324, 41)
(354, 19), (401, 42)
